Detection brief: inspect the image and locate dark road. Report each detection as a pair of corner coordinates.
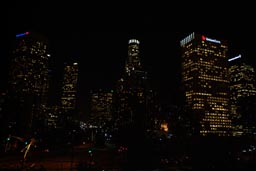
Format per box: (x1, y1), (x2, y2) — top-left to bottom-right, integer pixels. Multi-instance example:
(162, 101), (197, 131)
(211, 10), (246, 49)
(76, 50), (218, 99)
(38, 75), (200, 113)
(0, 143), (122, 171)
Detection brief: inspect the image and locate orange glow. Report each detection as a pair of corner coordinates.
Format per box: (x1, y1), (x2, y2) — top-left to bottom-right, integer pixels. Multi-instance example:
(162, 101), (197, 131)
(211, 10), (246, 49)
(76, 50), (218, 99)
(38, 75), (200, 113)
(161, 123), (168, 132)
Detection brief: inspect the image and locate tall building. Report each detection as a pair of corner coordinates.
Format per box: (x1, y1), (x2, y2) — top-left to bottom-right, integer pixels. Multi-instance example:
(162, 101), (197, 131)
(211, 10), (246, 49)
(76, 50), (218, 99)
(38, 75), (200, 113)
(125, 39), (142, 75)
(180, 32), (232, 136)
(89, 89), (113, 125)
(114, 39), (148, 128)
(6, 31), (51, 134)
(228, 54), (256, 136)
(61, 62), (79, 114)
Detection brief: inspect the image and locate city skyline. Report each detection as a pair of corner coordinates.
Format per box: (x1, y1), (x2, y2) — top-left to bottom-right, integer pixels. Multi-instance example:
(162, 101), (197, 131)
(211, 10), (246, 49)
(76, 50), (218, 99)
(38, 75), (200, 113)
(2, 4), (256, 170)
(5, 5), (256, 114)
(4, 30), (256, 114)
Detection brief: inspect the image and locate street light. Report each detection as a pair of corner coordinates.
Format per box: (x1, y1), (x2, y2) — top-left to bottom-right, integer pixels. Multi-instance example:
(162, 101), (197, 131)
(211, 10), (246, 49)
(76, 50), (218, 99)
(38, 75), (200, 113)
(88, 148), (93, 156)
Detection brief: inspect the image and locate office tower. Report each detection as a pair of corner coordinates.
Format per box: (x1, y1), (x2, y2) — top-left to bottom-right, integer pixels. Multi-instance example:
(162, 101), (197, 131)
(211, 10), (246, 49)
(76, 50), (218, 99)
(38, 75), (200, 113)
(115, 39), (148, 127)
(125, 39), (142, 74)
(180, 32), (232, 136)
(89, 89), (113, 125)
(229, 54), (256, 136)
(6, 31), (51, 133)
(61, 62), (79, 114)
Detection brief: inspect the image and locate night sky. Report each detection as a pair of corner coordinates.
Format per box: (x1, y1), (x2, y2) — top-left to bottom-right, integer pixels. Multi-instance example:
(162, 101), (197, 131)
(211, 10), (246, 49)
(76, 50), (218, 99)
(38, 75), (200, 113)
(5, 3), (256, 114)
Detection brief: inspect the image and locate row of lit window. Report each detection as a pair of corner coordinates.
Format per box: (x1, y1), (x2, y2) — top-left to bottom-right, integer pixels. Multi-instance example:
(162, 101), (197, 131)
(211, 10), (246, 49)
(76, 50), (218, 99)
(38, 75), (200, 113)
(199, 46), (227, 55)
(203, 116), (229, 120)
(186, 95), (228, 101)
(200, 69), (225, 75)
(210, 103), (227, 108)
(186, 91), (227, 97)
(188, 98), (228, 104)
(200, 84), (212, 88)
(207, 97), (228, 101)
(200, 130), (230, 134)
(198, 76), (228, 82)
(198, 48), (215, 53)
(192, 106), (228, 111)
(199, 71), (225, 76)
(196, 52), (225, 58)
(183, 77), (194, 81)
(182, 61), (193, 68)
(211, 107), (228, 111)
(231, 84), (255, 89)
(202, 119), (231, 123)
(208, 124), (232, 128)
(193, 103), (227, 108)
(203, 116), (231, 123)
(205, 113), (228, 116)
(198, 60), (215, 65)
(194, 92), (212, 96)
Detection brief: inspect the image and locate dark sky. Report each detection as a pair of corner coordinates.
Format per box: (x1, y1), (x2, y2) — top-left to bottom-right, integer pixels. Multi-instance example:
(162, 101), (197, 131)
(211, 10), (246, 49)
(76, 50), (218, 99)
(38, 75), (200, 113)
(5, 3), (256, 114)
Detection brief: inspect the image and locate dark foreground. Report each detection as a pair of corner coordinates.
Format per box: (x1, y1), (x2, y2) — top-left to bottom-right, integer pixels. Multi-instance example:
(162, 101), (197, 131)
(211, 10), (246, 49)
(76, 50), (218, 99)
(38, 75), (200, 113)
(1, 136), (256, 171)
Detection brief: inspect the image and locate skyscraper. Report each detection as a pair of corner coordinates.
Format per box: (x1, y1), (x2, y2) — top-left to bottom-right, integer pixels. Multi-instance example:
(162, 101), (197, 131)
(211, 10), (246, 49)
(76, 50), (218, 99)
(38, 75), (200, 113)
(114, 39), (148, 127)
(125, 39), (142, 75)
(89, 89), (113, 125)
(180, 32), (232, 136)
(6, 31), (51, 133)
(228, 54), (256, 136)
(61, 62), (79, 114)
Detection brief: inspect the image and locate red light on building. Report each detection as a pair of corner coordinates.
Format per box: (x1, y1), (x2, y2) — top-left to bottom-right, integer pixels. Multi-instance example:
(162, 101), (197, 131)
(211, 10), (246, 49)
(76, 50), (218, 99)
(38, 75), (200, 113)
(202, 35), (206, 41)
(25, 32), (29, 35)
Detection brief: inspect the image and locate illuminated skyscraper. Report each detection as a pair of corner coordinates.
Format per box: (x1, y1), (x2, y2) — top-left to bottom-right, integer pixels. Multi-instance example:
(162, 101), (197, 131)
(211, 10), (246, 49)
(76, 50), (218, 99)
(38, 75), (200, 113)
(6, 31), (51, 133)
(115, 39), (148, 127)
(125, 39), (142, 75)
(180, 32), (232, 136)
(61, 62), (79, 113)
(228, 55), (256, 136)
(125, 39), (147, 103)
(90, 89), (113, 125)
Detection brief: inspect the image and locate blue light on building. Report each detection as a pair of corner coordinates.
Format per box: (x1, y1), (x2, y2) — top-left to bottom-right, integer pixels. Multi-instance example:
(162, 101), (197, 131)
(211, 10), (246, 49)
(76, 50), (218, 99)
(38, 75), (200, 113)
(16, 32), (30, 38)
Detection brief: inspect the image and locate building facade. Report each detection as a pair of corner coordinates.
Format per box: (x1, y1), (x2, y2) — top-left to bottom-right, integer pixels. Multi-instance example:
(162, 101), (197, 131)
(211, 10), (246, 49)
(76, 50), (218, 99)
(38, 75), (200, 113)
(180, 32), (232, 136)
(228, 54), (256, 136)
(6, 31), (51, 134)
(61, 62), (79, 114)
(114, 39), (149, 128)
(89, 89), (113, 125)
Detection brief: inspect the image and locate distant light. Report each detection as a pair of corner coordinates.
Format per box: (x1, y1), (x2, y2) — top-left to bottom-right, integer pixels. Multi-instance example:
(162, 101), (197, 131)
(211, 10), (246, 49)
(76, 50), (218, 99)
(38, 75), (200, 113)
(47, 54), (51, 57)
(73, 62), (78, 65)
(16, 32), (30, 38)
(203, 36), (221, 44)
(180, 32), (195, 47)
(228, 54), (241, 62)
(202, 35), (206, 41)
(129, 39), (140, 44)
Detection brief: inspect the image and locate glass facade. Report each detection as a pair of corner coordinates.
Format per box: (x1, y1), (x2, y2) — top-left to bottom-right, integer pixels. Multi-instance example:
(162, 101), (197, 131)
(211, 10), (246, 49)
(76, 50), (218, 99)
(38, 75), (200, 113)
(61, 62), (79, 112)
(90, 89), (113, 124)
(10, 32), (50, 100)
(229, 56), (256, 135)
(8, 32), (50, 131)
(115, 39), (148, 126)
(180, 32), (232, 136)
